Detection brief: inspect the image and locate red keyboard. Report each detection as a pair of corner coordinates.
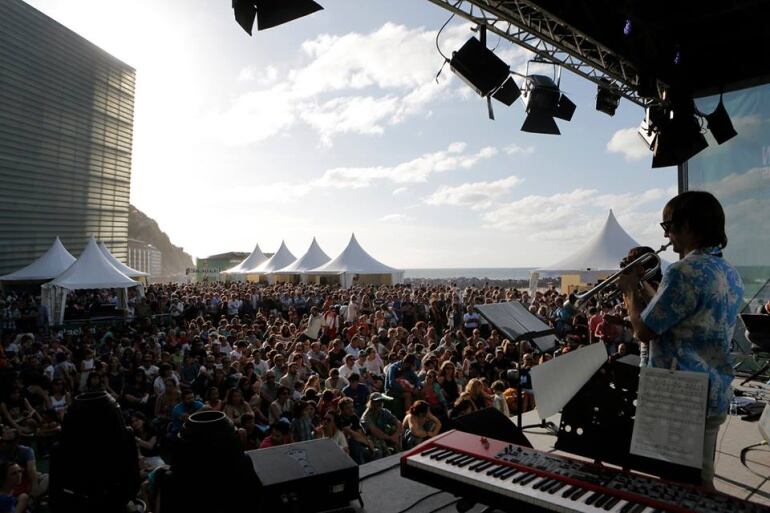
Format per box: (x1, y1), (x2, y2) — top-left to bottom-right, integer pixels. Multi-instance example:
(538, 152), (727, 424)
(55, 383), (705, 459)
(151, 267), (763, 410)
(400, 430), (767, 513)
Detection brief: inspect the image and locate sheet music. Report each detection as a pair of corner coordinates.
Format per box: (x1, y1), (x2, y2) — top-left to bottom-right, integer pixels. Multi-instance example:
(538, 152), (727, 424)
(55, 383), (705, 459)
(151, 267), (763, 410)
(630, 367), (708, 469)
(530, 342), (607, 419)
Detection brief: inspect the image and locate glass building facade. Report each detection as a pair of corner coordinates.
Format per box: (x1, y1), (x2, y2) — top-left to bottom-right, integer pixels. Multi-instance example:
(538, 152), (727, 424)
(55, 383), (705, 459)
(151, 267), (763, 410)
(687, 83), (770, 310)
(0, 0), (135, 275)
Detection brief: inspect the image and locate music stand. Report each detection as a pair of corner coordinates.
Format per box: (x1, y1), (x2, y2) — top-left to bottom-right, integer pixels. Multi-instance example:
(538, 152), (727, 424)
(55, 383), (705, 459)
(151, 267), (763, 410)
(475, 302), (558, 431)
(739, 314), (770, 386)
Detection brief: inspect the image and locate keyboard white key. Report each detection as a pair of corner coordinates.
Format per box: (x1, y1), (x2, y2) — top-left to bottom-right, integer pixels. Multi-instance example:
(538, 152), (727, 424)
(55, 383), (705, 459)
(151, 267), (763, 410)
(407, 451), (640, 513)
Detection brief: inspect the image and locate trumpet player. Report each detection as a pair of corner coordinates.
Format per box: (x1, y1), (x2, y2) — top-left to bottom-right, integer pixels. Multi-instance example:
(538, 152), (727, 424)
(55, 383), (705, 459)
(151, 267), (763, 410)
(617, 190), (743, 489)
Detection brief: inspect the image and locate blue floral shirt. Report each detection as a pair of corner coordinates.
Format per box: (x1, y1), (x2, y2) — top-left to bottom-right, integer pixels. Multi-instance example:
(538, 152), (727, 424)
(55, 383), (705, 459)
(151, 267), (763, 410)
(641, 247), (743, 418)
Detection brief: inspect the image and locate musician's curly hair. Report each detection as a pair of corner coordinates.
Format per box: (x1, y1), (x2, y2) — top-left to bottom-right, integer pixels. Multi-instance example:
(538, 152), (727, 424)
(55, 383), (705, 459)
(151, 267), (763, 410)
(664, 190), (728, 249)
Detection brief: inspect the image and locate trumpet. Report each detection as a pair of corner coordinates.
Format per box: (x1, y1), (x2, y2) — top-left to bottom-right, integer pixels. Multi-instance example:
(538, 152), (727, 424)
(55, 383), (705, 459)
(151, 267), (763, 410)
(569, 242), (671, 309)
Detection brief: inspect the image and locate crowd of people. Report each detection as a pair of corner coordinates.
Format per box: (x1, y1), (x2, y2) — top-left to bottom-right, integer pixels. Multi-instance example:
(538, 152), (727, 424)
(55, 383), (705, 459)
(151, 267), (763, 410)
(0, 279), (641, 512)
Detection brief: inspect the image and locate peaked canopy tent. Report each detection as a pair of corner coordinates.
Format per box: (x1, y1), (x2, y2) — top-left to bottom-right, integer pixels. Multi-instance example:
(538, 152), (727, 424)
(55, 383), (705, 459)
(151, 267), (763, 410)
(536, 210), (666, 293)
(0, 237), (75, 282)
(41, 238), (143, 324)
(307, 234), (404, 288)
(244, 241), (296, 285)
(221, 242), (268, 279)
(99, 242), (149, 279)
(272, 237), (331, 284)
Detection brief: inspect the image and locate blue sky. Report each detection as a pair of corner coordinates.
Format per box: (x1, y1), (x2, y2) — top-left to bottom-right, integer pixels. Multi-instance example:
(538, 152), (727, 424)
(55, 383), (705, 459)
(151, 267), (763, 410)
(27, 0), (680, 267)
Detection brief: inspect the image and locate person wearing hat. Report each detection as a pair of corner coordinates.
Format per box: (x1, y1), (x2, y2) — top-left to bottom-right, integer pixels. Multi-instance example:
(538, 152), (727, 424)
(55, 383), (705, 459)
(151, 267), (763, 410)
(361, 392), (401, 456)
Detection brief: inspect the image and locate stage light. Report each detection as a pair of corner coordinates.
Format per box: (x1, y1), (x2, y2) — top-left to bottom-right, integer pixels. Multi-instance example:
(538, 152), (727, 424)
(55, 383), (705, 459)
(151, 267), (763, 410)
(521, 113), (560, 135)
(651, 108), (708, 168)
(596, 79), (621, 116)
(491, 76), (521, 106)
(233, 0), (323, 35)
(520, 74), (575, 135)
(450, 37), (511, 97)
(705, 96), (737, 144)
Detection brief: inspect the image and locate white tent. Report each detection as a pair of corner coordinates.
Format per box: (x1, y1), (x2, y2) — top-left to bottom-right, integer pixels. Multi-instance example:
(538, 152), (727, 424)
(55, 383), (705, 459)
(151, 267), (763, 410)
(244, 241), (296, 284)
(41, 237), (142, 324)
(272, 237), (331, 283)
(307, 234), (404, 288)
(222, 242), (268, 274)
(99, 241), (149, 278)
(0, 237), (76, 281)
(538, 210), (642, 275)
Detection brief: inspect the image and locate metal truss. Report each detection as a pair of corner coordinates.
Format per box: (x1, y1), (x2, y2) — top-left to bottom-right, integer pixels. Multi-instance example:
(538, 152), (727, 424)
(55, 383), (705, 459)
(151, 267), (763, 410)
(425, 0), (647, 107)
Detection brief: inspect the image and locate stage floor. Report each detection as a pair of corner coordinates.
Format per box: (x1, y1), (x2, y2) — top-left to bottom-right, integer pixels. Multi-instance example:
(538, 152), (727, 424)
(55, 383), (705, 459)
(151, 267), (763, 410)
(356, 388), (770, 512)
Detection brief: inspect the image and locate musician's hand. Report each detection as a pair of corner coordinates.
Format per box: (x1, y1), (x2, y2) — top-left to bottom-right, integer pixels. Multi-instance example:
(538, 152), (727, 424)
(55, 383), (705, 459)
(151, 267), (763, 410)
(616, 264), (643, 294)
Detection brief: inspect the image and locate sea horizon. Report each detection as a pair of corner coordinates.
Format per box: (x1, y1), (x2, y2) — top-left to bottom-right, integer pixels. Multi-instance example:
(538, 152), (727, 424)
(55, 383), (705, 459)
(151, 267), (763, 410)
(403, 267), (537, 280)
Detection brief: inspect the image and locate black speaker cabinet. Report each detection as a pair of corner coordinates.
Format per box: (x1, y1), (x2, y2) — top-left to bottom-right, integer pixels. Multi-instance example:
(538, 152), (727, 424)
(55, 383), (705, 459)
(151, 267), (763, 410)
(247, 438), (360, 512)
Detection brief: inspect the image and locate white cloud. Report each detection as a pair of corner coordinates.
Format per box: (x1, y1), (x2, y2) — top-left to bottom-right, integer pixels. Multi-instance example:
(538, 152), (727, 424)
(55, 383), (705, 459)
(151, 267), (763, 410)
(480, 187), (674, 249)
(300, 95), (400, 146)
(238, 65), (279, 85)
(424, 175), (523, 209)
(215, 23), (473, 146)
(392, 187), (408, 195)
(504, 143), (534, 156)
(379, 213), (413, 223)
(607, 127), (649, 161)
(313, 143), (496, 188)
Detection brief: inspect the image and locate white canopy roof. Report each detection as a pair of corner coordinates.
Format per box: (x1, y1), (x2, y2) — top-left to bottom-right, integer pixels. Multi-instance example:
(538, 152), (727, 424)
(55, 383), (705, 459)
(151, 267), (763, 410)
(309, 234), (401, 275)
(0, 237), (75, 281)
(46, 237), (139, 290)
(99, 242), (149, 278)
(222, 242), (268, 274)
(245, 241), (296, 274)
(273, 237), (330, 274)
(538, 210), (643, 274)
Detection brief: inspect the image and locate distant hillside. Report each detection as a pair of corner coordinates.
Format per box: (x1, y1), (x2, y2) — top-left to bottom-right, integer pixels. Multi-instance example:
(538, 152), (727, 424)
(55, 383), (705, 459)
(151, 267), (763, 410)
(129, 205), (194, 278)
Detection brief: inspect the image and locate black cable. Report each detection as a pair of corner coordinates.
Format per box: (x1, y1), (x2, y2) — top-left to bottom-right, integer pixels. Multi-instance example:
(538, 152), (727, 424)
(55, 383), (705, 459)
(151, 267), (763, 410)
(359, 460), (400, 482)
(435, 2), (462, 61)
(739, 440), (769, 479)
(395, 490), (446, 513)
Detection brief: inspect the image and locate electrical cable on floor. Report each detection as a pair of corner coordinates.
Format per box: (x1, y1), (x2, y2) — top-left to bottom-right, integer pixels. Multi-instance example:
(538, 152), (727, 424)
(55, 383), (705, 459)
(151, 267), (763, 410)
(359, 461), (401, 482)
(739, 440), (769, 479)
(394, 490), (446, 513)
(714, 411), (733, 467)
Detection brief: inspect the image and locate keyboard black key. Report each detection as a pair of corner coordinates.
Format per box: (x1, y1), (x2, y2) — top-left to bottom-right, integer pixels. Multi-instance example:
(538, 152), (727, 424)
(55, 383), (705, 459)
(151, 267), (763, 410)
(473, 461), (494, 472)
(547, 481), (567, 494)
(490, 465), (509, 478)
(485, 465), (504, 476)
(619, 502), (636, 513)
(434, 450), (455, 461)
(430, 449), (450, 460)
(498, 467), (518, 479)
(561, 485), (578, 498)
(421, 447), (442, 457)
(603, 496), (621, 510)
(456, 457), (475, 468)
(467, 460), (486, 471)
(512, 471), (531, 484)
(585, 492), (602, 506)
(532, 477), (551, 490)
(571, 488), (588, 501)
(519, 474), (539, 486)
(445, 454), (464, 465)
(594, 494), (611, 508)
(630, 505), (647, 513)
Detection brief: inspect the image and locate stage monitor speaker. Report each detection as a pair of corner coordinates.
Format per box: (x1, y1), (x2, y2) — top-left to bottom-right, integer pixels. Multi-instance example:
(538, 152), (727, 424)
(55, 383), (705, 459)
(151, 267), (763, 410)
(247, 438), (359, 511)
(452, 407), (531, 448)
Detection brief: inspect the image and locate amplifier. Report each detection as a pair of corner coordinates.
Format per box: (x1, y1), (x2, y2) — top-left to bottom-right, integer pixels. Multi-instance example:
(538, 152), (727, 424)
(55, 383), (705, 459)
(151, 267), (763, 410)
(246, 439), (360, 512)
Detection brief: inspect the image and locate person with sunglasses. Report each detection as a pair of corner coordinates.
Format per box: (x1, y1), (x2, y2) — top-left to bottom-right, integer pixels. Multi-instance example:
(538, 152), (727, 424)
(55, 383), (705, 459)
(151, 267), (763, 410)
(618, 190), (743, 490)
